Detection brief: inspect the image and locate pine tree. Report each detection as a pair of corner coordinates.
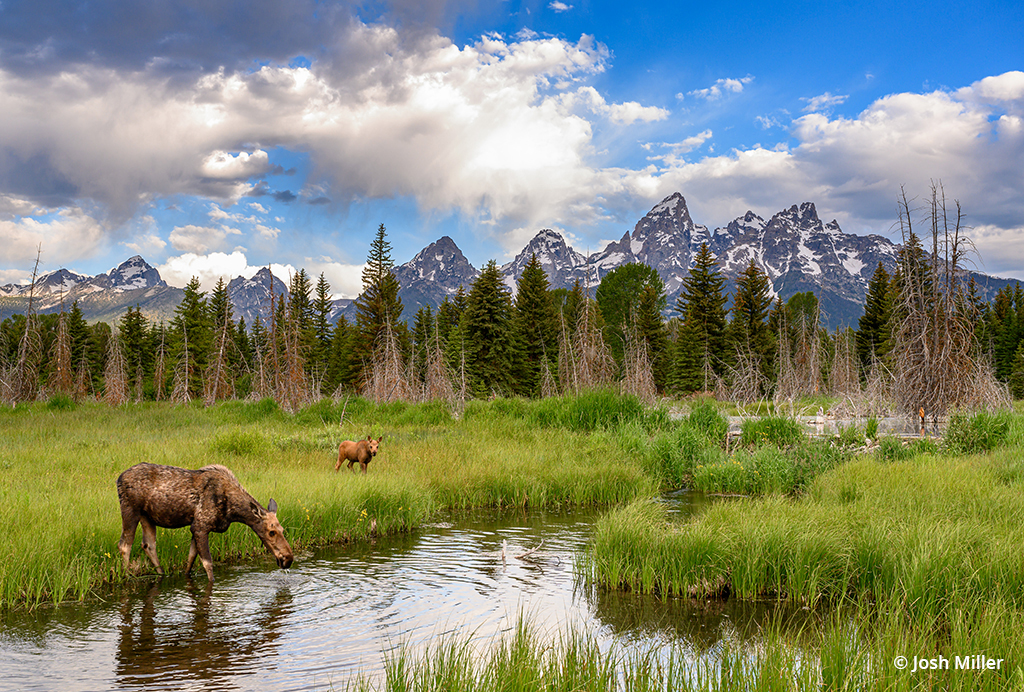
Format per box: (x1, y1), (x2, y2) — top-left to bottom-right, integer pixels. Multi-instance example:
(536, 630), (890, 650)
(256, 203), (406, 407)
(312, 272), (334, 389)
(728, 259), (775, 399)
(633, 282), (670, 391)
(326, 315), (356, 395)
(464, 260), (516, 397)
(674, 243), (728, 392)
(118, 306), (150, 395)
(169, 277), (210, 399)
(412, 305), (435, 386)
(856, 263), (892, 374)
(513, 254), (558, 397)
(353, 224), (406, 385)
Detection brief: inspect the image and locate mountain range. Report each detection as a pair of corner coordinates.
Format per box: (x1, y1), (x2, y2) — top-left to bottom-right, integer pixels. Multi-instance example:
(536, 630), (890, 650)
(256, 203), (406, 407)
(1, 193), (1017, 330)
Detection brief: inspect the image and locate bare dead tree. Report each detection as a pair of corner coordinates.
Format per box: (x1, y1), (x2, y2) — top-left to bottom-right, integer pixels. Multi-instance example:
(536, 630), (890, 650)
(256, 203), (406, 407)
(828, 328), (860, 397)
(203, 306), (236, 406)
(74, 354), (93, 402)
(275, 309), (313, 412)
(362, 317), (412, 404)
(620, 326), (657, 404)
(6, 247), (44, 404)
(726, 347), (769, 406)
(888, 184), (1006, 415)
(558, 298), (615, 394)
(422, 323), (458, 412)
(103, 330), (130, 406)
(153, 331), (167, 401)
(170, 329), (194, 404)
(46, 310), (75, 398)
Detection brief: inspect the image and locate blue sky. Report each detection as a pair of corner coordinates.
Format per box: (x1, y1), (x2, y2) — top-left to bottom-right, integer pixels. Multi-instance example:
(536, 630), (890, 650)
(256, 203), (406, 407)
(1, 0), (1022, 296)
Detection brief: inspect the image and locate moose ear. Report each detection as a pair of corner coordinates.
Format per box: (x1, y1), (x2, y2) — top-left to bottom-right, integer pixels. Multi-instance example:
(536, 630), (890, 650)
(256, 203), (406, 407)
(267, 498), (278, 513)
(250, 500), (265, 518)
(377, 436), (383, 443)
(366, 434), (372, 440)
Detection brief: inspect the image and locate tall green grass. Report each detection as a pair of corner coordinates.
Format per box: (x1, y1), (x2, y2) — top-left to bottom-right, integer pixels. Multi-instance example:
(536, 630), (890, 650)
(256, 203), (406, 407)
(0, 395), (657, 609)
(337, 608), (1021, 691)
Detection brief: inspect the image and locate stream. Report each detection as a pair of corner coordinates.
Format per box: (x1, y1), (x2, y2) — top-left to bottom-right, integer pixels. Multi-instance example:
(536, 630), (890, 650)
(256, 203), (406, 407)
(0, 492), (815, 691)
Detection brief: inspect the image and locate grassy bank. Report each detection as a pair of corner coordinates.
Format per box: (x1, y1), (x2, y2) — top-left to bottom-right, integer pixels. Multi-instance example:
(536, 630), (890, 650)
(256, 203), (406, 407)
(581, 412), (1024, 688)
(0, 391), (660, 609)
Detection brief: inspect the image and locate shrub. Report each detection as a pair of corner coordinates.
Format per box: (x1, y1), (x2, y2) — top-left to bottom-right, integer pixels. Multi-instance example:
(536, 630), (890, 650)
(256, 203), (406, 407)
(876, 436), (910, 462)
(46, 394), (76, 411)
(212, 429), (269, 456)
(944, 410), (1012, 456)
(864, 417), (879, 441)
(740, 416), (803, 448)
(686, 399), (728, 444)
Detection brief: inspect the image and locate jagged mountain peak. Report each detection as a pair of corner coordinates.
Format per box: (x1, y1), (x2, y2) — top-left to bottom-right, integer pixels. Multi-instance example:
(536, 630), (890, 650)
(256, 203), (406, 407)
(104, 255), (166, 291)
(500, 229), (588, 291)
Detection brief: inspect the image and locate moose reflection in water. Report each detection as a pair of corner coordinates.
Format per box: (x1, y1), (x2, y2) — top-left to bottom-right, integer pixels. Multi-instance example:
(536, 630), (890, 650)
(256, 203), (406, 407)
(117, 463), (294, 582)
(115, 580), (294, 689)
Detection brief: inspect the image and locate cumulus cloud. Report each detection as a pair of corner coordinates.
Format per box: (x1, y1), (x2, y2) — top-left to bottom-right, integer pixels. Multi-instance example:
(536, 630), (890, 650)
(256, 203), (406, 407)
(168, 224), (241, 253)
(564, 86), (669, 124)
(549, 1), (573, 12)
(688, 76), (753, 101)
(637, 73), (1024, 253)
(0, 209), (107, 269)
(157, 251), (295, 291)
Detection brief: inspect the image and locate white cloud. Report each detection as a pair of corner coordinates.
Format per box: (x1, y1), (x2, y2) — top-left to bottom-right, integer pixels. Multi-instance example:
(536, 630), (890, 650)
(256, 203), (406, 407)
(564, 86), (669, 125)
(168, 224), (240, 253)
(0, 209), (107, 269)
(688, 76), (754, 101)
(549, 1), (573, 11)
(158, 251), (259, 291)
(123, 233), (167, 256)
(801, 92), (849, 113)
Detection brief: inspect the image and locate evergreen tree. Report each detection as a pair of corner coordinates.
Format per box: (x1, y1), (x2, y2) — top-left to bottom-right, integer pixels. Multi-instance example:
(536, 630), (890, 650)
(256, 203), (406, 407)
(353, 224), (406, 383)
(169, 277), (211, 398)
(326, 315), (356, 394)
(118, 306), (150, 394)
(729, 259), (775, 388)
(312, 273), (334, 381)
(673, 243), (728, 391)
(513, 254), (558, 397)
(412, 305), (435, 384)
(856, 263), (892, 373)
(437, 286), (468, 341)
(633, 282), (671, 390)
(595, 263), (666, 365)
(463, 260), (515, 397)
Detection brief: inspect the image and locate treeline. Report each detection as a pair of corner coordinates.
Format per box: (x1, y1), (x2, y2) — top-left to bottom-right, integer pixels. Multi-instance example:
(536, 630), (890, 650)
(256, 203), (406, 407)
(2, 193), (1020, 414)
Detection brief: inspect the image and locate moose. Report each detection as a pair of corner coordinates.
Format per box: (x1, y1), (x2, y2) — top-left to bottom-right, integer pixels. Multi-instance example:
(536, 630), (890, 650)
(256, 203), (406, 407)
(116, 462), (294, 583)
(335, 435), (382, 473)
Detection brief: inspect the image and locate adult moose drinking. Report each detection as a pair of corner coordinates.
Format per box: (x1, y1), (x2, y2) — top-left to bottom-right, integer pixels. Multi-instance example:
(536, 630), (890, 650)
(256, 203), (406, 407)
(116, 462), (294, 582)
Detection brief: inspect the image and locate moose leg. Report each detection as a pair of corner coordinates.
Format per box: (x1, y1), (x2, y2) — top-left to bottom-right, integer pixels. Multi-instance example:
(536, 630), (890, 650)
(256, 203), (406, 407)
(185, 535), (199, 576)
(139, 517), (164, 575)
(360, 461), (368, 474)
(193, 530), (216, 583)
(348, 459), (356, 472)
(117, 512), (140, 569)
(334, 451), (344, 472)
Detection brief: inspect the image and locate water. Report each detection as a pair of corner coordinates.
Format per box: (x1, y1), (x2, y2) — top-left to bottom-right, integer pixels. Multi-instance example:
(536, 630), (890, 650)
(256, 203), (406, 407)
(0, 494), (810, 692)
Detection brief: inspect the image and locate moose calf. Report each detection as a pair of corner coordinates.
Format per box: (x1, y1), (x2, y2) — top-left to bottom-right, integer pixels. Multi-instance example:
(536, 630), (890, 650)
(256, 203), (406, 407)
(335, 435), (382, 473)
(116, 462), (294, 582)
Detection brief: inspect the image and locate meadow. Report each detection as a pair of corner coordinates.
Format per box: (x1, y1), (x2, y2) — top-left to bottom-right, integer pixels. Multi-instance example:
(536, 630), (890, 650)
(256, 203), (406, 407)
(0, 391), (663, 609)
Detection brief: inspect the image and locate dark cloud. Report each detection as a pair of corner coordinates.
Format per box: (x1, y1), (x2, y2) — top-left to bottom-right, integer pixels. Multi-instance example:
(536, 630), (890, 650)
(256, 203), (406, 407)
(0, 0), (349, 76)
(306, 196), (331, 205)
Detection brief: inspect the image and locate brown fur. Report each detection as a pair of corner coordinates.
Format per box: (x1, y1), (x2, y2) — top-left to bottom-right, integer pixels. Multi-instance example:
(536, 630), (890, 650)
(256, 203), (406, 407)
(116, 462), (294, 582)
(335, 435), (382, 473)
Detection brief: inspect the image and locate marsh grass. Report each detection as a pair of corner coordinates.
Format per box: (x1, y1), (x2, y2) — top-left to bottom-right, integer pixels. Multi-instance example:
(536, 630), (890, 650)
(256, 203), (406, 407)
(0, 396), (657, 609)
(336, 606), (1021, 691)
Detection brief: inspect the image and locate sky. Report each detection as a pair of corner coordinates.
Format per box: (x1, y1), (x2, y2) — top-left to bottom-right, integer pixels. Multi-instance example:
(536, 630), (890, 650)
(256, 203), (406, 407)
(0, 0), (1022, 297)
